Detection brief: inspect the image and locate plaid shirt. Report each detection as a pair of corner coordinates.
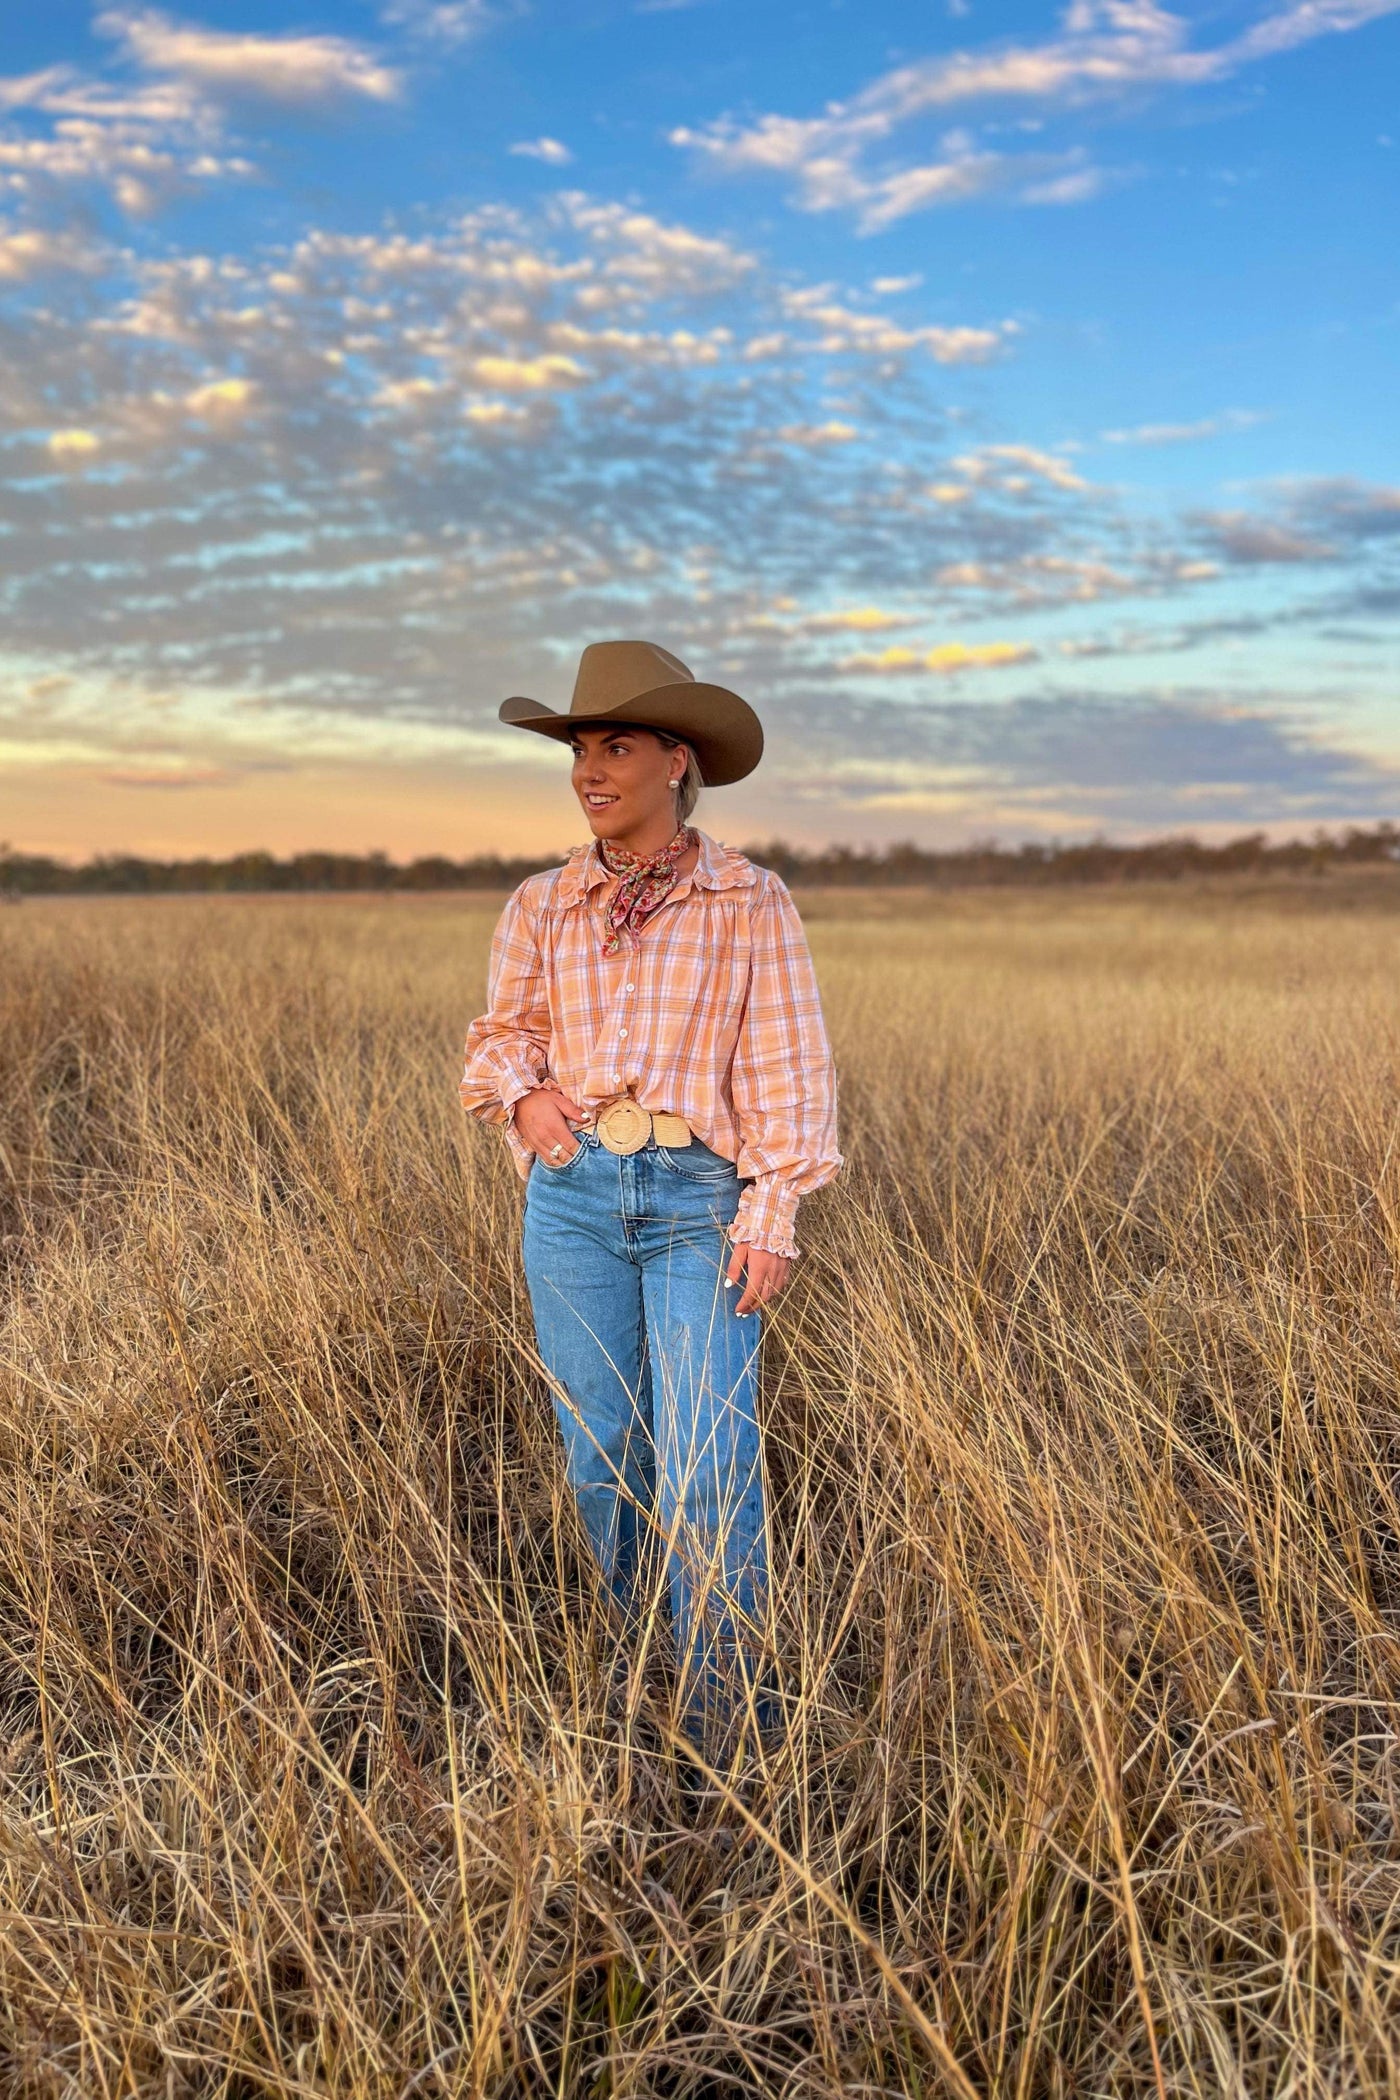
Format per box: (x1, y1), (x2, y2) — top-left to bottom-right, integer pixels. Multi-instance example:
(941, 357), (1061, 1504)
(460, 830), (841, 1256)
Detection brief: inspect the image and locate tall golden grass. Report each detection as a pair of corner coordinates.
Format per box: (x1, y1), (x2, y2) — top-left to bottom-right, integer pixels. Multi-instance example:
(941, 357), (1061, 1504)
(2, 883), (1399, 2097)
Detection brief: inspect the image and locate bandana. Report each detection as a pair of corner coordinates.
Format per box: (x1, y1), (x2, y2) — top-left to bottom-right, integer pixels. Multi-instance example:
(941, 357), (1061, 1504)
(598, 826), (695, 955)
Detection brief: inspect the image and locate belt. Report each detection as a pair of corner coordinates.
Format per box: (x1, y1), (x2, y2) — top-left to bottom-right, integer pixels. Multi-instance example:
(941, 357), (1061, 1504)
(593, 1096), (692, 1155)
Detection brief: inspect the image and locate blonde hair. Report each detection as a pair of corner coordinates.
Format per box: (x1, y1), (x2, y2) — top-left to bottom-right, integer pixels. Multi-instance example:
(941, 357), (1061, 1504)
(655, 733), (704, 825)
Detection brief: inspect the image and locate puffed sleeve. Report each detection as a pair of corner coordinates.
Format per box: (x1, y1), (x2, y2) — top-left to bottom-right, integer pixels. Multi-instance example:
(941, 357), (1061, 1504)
(460, 882), (552, 1174)
(728, 873), (842, 1257)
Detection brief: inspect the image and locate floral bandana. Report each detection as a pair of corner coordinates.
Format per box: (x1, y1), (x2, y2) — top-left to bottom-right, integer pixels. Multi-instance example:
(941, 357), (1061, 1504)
(598, 826), (695, 955)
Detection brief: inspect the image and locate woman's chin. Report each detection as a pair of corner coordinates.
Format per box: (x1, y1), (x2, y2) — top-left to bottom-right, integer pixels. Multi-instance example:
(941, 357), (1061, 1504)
(581, 806), (631, 840)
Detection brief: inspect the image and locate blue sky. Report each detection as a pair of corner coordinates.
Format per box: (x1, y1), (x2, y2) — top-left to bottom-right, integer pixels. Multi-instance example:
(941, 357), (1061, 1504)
(1, 0), (1397, 857)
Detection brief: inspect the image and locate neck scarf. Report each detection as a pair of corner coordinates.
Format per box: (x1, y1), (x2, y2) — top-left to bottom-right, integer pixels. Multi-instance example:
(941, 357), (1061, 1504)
(598, 826), (695, 955)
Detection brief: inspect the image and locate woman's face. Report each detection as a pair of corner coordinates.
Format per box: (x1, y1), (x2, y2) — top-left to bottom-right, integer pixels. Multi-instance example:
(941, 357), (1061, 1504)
(569, 725), (685, 846)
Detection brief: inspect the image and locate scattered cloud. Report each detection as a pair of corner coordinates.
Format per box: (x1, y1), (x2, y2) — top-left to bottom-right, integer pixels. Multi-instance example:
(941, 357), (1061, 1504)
(1021, 165), (1115, 204)
(841, 640), (1038, 673)
(98, 10), (401, 106)
(469, 351), (585, 389)
(776, 420), (858, 446)
(1102, 408), (1265, 445)
(1197, 512), (1338, 564)
(803, 607), (909, 632)
(780, 286), (1014, 362)
(0, 38), (260, 221)
(510, 136), (573, 165)
(951, 443), (1088, 492)
(46, 428), (102, 460)
(0, 194), (1080, 740)
(1186, 478), (1400, 571)
(1290, 476), (1400, 542)
(673, 0), (1400, 227)
(380, 0), (500, 46)
(933, 554), (1142, 604)
(0, 225), (100, 278)
(770, 686), (1400, 832)
(183, 375), (255, 418)
(101, 762), (234, 788)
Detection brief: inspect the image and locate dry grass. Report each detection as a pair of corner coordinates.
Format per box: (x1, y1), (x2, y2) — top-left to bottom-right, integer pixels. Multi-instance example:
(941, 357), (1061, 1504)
(2, 884), (1400, 2097)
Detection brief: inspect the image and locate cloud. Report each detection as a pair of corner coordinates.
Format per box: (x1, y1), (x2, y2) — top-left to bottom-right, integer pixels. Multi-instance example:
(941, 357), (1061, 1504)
(933, 554), (1142, 604)
(0, 193), (1068, 740)
(183, 375), (255, 419)
(675, 97), (1117, 231)
(803, 607), (910, 632)
(673, 0), (1400, 227)
(564, 198), (755, 295)
(1022, 166), (1118, 204)
(98, 10), (401, 106)
(767, 686), (1400, 832)
(2, 184), (1392, 848)
(1196, 511), (1338, 564)
(1186, 477), (1400, 572)
(951, 443), (1088, 492)
(779, 287), (1013, 362)
(841, 640), (1038, 674)
(46, 428), (102, 459)
(510, 137), (573, 165)
(469, 351), (585, 389)
(776, 420), (858, 446)
(863, 147), (1118, 230)
(0, 52), (253, 222)
(1288, 476), (1400, 542)
(1102, 409), (1265, 445)
(0, 225), (99, 278)
(101, 762), (234, 788)
(380, 0), (500, 46)
(1108, 409), (1267, 447)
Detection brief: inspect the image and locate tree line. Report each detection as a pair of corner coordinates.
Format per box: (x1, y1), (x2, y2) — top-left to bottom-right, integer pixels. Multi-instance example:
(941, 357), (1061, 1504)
(1, 824), (1397, 897)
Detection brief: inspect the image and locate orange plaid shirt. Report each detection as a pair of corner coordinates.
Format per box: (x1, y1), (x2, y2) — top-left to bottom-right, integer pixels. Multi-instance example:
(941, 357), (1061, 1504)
(460, 830), (841, 1256)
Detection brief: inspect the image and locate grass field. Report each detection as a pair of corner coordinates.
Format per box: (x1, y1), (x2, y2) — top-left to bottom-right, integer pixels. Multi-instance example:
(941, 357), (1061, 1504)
(3, 881), (1400, 2098)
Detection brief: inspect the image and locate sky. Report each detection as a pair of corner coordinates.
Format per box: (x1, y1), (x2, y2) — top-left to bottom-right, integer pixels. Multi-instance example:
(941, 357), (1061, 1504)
(0, 0), (1397, 860)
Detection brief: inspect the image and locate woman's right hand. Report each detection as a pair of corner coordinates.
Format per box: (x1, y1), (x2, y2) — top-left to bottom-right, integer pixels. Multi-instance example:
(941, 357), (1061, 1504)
(514, 1086), (589, 1165)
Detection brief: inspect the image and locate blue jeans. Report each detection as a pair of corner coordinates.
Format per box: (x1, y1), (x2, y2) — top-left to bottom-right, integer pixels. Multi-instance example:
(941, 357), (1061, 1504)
(521, 1128), (773, 1749)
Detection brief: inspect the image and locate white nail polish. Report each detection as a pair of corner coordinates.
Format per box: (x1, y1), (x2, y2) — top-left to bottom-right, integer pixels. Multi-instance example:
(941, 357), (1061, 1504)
(724, 1278), (735, 1288)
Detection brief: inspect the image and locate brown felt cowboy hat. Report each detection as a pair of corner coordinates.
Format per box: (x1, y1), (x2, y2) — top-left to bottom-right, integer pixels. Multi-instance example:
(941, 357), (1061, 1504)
(499, 639), (763, 787)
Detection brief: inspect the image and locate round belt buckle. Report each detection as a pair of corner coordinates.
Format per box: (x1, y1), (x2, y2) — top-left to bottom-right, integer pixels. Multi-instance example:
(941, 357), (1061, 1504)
(598, 1100), (649, 1154)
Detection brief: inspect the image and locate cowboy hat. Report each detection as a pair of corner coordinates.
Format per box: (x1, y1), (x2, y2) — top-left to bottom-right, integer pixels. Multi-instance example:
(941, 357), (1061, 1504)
(499, 639), (763, 787)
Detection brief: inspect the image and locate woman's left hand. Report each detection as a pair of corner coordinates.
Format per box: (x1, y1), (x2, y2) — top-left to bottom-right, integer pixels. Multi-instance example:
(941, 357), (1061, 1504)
(726, 1242), (791, 1318)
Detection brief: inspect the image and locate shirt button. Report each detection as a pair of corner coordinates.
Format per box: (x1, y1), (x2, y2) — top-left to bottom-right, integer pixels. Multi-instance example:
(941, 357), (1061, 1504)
(618, 1028), (628, 1038)
(623, 982), (634, 993)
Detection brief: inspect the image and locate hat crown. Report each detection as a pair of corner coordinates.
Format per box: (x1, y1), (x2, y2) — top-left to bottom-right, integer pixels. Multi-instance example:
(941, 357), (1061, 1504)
(571, 639), (693, 716)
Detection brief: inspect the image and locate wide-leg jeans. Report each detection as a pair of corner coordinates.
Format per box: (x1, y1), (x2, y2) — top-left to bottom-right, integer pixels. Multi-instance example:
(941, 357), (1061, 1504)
(521, 1128), (772, 1747)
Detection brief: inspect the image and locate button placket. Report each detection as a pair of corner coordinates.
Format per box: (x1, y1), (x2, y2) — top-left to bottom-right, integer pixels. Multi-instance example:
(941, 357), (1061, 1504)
(614, 965), (635, 1082)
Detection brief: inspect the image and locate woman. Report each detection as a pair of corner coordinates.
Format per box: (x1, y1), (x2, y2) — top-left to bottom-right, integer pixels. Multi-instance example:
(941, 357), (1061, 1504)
(460, 639), (841, 1751)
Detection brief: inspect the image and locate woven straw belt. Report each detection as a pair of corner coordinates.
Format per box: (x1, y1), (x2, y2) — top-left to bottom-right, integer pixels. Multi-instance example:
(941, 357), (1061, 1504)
(594, 1098), (692, 1155)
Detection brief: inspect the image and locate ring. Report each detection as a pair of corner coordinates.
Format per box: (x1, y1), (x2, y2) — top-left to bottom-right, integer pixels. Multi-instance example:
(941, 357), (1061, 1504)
(549, 1143), (564, 1159)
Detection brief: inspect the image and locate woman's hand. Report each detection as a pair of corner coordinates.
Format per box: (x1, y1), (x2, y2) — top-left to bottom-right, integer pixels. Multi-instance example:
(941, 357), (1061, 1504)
(726, 1242), (791, 1318)
(515, 1086), (589, 1165)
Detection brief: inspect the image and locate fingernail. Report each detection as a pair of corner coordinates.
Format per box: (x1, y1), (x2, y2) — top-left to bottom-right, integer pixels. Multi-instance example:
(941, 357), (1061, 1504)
(724, 1278), (735, 1288)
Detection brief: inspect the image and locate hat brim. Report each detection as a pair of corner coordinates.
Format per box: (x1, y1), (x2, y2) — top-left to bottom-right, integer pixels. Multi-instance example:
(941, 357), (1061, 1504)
(499, 680), (763, 788)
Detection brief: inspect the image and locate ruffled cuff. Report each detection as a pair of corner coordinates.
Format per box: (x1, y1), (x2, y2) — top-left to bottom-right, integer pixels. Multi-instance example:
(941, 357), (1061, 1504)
(502, 1085), (541, 1179)
(730, 1177), (801, 1259)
